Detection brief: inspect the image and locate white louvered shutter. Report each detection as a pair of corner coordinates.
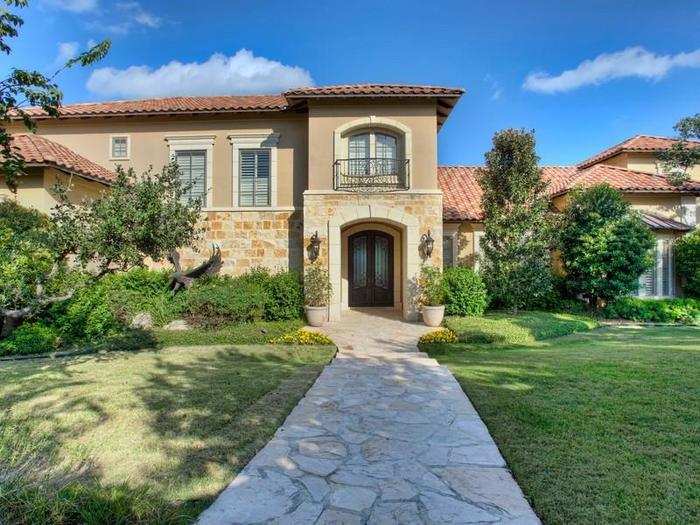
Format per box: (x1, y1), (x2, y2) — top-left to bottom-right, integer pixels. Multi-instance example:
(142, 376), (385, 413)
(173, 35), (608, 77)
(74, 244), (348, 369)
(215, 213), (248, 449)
(176, 150), (206, 204)
(239, 149), (271, 207)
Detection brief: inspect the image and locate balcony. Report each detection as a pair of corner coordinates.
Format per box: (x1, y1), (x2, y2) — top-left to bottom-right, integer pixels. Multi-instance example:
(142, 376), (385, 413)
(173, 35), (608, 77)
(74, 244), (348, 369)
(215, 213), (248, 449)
(333, 158), (410, 192)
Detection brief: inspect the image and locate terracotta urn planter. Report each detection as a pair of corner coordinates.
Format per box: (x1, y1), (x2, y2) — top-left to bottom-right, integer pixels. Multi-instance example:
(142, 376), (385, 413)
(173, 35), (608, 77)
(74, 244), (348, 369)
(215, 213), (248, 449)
(305, 306), (327, 327)
(422, 305), (445, 327)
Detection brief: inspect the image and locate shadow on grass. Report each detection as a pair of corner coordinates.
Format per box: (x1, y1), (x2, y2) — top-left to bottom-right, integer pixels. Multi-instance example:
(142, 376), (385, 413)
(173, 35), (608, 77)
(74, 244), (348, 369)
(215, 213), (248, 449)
(0, 344), (333, 522)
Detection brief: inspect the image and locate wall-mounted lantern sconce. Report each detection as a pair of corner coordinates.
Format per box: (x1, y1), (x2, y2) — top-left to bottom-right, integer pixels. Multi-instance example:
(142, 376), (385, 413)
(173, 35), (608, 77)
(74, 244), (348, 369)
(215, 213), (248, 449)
(420, 230), (435, 259)
(307, 231), (321, 261)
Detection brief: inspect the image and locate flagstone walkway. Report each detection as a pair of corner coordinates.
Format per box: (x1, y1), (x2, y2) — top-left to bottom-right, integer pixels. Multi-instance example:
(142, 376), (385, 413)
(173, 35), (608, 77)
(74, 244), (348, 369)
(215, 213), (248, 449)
(198, 309), (539, 524)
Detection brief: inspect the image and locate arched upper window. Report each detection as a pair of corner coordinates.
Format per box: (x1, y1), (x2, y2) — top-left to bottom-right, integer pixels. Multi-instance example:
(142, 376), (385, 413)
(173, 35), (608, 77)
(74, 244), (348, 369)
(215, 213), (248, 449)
(347, 131), (398, 177)
(333, 117), (411, 190)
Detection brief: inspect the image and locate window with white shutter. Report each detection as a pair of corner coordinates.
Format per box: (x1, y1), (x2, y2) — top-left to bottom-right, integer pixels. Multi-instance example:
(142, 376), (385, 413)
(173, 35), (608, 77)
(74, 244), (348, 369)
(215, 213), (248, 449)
(175, 149), (207, 204)
(239, 148), (271, 207)
(637, 237), (674, 297)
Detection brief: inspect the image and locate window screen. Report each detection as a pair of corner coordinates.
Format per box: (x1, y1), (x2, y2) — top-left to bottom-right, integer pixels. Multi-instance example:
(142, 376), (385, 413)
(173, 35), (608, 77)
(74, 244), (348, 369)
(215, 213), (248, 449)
(175, 149), (206, 204)
(239, 148), (270, 206)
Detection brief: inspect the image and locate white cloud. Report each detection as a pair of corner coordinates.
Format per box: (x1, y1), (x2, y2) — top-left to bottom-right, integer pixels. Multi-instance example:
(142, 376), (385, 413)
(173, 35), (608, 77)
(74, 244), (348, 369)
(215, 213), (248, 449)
(116, 1), (162, 28)
(483, 74), (503, 101)
(86, 49), (314, 98)
(524, 46), (700, 94)
(44, 0), (98, 12)
(55, 41), (79, 64)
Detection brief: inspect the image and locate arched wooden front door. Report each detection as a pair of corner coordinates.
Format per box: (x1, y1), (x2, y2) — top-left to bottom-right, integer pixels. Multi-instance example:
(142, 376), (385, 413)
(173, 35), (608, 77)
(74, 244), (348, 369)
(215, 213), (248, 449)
(348, 230), (394, 307)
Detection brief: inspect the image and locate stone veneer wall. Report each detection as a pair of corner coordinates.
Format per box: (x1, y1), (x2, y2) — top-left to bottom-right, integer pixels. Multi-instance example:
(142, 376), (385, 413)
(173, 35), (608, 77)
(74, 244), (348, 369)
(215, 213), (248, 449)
(303, 192), (443, 320)
(175, 210), (303, 275)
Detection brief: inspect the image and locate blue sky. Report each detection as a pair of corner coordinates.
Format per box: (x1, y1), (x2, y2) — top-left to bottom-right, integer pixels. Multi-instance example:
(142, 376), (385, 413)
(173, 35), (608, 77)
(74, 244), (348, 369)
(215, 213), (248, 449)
(3, 0), (700, 165)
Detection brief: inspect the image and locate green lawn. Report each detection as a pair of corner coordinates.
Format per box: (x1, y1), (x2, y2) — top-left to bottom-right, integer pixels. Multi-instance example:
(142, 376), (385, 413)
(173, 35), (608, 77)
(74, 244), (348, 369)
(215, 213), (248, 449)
(443, 310), (598, 346)
(426, 325), (700, 524)
(0, 343), (335, 523)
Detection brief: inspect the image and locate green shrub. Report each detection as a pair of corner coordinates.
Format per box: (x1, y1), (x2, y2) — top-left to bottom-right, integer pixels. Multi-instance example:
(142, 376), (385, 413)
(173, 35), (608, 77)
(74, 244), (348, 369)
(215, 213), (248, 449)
(304, 264), (332, 307)
(558, 184), (655, 307)
(52, 284), (123, 343)
(183, 276), (267, 327)
(602, 297), (700, 325)
(675, 230), (700, 297)
(263, 271), (303, 321)
(443, 267), (488, 316)
(417, 265), (445, 307)
(0, 322), (60, 356)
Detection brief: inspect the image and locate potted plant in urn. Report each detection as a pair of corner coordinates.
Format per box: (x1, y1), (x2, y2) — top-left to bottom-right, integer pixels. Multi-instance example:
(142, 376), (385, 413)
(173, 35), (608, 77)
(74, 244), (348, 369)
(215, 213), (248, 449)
(417, 265), (446, 327)
(304, 263), (332, 327)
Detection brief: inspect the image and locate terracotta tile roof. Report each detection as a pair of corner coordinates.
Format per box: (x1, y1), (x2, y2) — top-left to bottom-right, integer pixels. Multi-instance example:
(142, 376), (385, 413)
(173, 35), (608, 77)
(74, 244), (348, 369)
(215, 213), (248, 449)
(19, 85), (464, 120)
(577, 134), (700, 169)
(438, 166), (578, 221)
(21, 95), (289, 119)
(556, 164), (700, 196)
(9, 134), (115, 184)
(641, 213), (693, 232)
(284, 84), (464, 97)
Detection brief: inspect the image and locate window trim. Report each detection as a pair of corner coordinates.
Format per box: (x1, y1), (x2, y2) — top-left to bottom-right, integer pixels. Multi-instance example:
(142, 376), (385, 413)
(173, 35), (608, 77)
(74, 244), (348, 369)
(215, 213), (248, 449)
(109, 134), (130, 160)
(442, 223), (460, 269)
(229, 131), (280, 208)
(165, 136), (215, 208)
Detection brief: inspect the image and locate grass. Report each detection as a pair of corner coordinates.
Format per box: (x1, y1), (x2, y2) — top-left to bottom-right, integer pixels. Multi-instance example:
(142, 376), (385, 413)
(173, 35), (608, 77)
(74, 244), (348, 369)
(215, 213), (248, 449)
(441, 310), (598, 347)
(152, 319), (306, 347)
(425, 324), (700, 524)
(0, 319), (306, 359)
(0, 342), (335, 523)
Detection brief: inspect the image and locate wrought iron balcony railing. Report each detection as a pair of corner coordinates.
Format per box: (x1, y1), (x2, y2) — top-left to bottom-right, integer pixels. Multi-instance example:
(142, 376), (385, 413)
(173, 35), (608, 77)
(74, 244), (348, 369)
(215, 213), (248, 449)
(333, 158), (410, 192)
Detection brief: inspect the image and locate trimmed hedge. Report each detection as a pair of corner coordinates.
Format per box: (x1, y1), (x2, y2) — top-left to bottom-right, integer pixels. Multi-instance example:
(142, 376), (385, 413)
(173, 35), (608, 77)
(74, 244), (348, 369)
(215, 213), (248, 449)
(602, 297), (700, 325)
(443, 267), (488, 316)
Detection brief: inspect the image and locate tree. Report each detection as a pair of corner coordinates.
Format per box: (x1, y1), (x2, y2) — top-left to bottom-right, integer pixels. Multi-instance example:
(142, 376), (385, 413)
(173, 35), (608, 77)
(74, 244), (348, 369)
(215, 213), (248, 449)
(558, 184), (655, 308)
(658, 114), (700, 186)
(52, 164), (204, 277)
(477, 129), (554, 311)
(1, 0), (110, 192)
(674, 229), (700, 298)
(0, 201), (73, 336)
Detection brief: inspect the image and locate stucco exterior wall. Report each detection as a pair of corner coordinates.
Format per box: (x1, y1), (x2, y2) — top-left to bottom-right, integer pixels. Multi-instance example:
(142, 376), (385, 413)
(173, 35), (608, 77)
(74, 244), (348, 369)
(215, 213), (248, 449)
(604, 152), (700, 181)
(23, 114), (309, 208)
(307, 100), (438, 191)
(444, 221), (484, 268)
(1, 167), (106, 214)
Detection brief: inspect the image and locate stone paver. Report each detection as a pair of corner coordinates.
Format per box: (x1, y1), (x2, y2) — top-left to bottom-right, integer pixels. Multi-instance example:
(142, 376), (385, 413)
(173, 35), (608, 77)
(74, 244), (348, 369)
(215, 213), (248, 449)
(198, 309), (540, 524)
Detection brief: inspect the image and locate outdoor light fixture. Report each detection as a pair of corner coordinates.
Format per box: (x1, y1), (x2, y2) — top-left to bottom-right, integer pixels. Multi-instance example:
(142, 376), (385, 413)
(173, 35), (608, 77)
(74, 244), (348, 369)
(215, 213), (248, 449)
(308, 231), (321, 261)
(420, 230), (435, 259)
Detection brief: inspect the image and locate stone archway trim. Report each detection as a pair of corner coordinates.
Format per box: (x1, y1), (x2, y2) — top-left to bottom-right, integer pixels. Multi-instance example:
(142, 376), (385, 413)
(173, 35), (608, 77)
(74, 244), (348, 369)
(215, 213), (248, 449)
(327, 204), (420, 321)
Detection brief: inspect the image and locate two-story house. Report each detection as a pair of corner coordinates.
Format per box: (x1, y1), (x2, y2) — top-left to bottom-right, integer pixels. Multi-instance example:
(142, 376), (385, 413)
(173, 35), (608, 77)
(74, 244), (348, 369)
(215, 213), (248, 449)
(2, 85), (699, 319)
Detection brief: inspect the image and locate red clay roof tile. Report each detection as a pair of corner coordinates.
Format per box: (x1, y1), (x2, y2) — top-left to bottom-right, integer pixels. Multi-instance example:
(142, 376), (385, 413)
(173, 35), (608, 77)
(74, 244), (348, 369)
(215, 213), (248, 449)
(21, 95), (289, 119)
(438, 165), (578, 221)
(284, 84), (464, 97)
(577, 135), (700, 169)
(10, 134), (115, 184)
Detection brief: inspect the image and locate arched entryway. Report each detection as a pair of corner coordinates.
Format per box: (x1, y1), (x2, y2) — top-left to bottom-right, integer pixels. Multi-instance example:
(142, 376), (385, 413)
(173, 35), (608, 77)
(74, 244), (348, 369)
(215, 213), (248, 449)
(327, 205), (421, 321)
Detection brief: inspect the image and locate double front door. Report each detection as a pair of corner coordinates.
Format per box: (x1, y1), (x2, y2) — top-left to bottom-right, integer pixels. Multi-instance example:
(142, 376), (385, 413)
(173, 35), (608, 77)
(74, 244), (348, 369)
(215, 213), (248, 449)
(348, 230), (393, 307)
